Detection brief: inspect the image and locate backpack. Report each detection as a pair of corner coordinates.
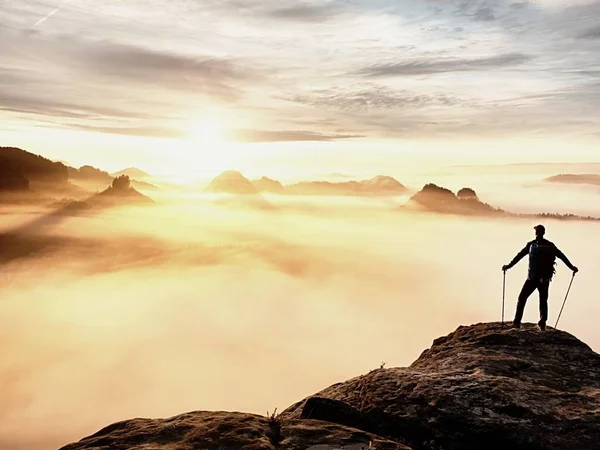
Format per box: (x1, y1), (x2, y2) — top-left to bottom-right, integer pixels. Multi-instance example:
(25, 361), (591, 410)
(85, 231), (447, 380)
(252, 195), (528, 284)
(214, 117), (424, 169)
(529, 241), (557, 281)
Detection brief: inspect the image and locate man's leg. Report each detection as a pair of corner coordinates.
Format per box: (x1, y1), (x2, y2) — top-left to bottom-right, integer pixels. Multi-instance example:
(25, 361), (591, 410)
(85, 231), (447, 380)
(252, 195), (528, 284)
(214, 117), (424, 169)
(514, 279), (537, 326)
(538, 280), (550, 329)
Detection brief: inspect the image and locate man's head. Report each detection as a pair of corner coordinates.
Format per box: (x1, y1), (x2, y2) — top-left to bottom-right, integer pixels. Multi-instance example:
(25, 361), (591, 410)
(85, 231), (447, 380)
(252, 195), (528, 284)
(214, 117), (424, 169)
(534, 224), (546, 239)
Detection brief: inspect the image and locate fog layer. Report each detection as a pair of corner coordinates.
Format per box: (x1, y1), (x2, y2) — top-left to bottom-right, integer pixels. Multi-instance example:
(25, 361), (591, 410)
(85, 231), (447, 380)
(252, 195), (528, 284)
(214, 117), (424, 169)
(1, 174), (599, 450)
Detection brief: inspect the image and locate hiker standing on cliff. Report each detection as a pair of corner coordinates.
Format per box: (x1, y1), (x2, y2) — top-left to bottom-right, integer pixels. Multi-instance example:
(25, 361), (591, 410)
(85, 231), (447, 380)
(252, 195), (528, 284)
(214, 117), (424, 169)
(502, 225), (578, 331)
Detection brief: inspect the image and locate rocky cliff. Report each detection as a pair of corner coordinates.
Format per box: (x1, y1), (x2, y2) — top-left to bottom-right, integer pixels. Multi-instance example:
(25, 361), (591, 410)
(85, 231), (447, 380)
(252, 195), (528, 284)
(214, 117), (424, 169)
(60, 323), (600, 450)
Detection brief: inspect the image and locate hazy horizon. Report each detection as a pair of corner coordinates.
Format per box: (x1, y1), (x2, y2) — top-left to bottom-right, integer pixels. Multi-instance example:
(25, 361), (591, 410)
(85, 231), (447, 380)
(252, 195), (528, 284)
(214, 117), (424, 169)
(2, 1), (600, 449)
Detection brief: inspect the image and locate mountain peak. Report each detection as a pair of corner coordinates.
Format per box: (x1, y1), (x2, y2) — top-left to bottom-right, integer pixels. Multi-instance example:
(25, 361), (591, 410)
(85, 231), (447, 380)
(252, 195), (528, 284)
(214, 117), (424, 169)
(111, 167), (151, 179)
(206, 171), (259, 194)
(283, 322), (600, 449)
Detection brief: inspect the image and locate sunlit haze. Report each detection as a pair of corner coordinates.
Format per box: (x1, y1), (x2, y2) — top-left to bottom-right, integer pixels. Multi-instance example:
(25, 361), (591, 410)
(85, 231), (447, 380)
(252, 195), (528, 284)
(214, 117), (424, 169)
(2, 1), (600, 450)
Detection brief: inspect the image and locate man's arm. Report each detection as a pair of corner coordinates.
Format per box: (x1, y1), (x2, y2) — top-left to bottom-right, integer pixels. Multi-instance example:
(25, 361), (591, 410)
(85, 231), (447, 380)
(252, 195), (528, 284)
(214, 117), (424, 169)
(555, 247), (578, 272)
(503, 243), (531, 271)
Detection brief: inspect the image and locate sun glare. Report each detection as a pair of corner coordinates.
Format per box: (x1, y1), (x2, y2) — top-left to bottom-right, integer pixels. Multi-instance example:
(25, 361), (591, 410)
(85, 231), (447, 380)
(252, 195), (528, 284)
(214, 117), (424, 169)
(188, 117), (226, 147)
(177, 114), (247, 180)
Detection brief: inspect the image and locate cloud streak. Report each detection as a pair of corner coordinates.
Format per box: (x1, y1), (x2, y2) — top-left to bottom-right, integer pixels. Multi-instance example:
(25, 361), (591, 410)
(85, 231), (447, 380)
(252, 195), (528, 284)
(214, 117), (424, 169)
(230, 129), (363, 143)
(357, 53), (533, 77)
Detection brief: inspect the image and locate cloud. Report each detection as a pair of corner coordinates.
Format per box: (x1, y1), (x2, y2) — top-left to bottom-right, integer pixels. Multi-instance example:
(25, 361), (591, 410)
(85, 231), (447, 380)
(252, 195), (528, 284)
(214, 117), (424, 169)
(473, 6), (496, 21)
(2, 33), (258, 100)
(289, 85), (463, 112)
(64, 124), (185, 139)
(0, 91), (167, 121)
(267, 3), (346, 22)
(579, 28), (600, 39)
(74, 41), (258, 98)
(357, 53), (533, 77)
(2, 0), (600, 141)
(230, 129), (363, 143)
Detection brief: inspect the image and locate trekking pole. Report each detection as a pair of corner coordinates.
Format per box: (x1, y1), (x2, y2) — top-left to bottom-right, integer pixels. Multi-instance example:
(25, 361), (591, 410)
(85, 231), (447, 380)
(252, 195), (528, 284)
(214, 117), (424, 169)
(554, 272), (576, 330)
(502, 270), (506, 327)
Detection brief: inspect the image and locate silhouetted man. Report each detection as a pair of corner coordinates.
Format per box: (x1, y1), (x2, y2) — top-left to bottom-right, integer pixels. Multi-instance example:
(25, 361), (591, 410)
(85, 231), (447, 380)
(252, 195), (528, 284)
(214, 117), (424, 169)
(502, 225), (578, 331)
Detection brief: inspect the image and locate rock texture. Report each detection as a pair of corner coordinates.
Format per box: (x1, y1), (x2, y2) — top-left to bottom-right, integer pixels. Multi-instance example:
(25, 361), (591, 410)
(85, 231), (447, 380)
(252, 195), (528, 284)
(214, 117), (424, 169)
(60, 323), (600, 450)
(60, 411), (408, 450)
(283, 323), (600, 450)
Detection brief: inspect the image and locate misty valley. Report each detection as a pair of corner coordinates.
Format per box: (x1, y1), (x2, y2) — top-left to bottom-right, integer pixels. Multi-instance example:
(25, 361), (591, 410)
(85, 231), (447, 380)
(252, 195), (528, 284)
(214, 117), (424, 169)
(1, 147), (600, 449)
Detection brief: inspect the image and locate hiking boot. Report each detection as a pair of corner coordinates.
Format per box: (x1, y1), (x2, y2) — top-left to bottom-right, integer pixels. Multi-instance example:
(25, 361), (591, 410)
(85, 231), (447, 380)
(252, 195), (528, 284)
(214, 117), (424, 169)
(509, 322), (521, 329)
(537, 322), (546, 331)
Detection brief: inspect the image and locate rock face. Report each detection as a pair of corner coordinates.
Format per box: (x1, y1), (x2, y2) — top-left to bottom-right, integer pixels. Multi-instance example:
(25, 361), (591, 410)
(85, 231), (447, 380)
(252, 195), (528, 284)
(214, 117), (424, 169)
(283, 323), (600, 450)
(60, 411), (408, 450)
(60, 323), (600, 450)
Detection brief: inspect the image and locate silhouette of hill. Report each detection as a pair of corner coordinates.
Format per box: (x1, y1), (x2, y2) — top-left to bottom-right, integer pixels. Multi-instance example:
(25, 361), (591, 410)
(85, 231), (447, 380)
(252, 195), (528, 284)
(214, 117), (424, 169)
(409, 184), (500, 215)
(206, 171), (407, 197)
(61, 323), (600, 450)
(0, 147), (92, 203)
(131, 179), (159, 191)
(0, 172), (29, 191)
(68, 165), (113, 183)
(252, 176), (285, 193)
(285, 175), (408, 196)
(456, 187), (478, 200)
(68, 165), (157, 190)
(94, 175), (154, 205)
(408, 183), (600, 221)
(205, 170), (259, 194)
(544, 174), (600, 186)
(0, 147), (68, 185)
(111, 167), (152, 180)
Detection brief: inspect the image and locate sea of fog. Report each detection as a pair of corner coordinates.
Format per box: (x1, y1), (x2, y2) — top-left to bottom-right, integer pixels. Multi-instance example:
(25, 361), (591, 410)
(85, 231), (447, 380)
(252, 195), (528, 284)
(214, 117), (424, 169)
(1, 165), (600, 450)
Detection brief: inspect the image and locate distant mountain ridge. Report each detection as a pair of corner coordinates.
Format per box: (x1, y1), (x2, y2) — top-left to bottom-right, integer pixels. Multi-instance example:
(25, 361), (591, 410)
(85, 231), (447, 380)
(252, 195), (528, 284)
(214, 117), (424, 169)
(0, 146), (69, 186)
(408, 183), (600, 221)
(111, 167), (151, 180)
(69, 164), (157, 191)
(0, 147), (155, 206)
(94, 175), (154, 205)
(544, 174), (600, 186)
(205, 171), (408, 197)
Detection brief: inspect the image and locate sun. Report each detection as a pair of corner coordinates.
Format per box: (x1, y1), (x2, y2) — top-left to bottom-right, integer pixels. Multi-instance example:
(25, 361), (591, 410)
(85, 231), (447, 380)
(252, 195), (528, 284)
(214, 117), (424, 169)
(177, 114), (245, 178)
(187, 117), (227, 147)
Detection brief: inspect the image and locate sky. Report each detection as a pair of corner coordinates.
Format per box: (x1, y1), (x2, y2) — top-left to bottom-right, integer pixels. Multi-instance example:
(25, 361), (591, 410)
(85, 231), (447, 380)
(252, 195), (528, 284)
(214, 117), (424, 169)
(1, 0), (600, 175)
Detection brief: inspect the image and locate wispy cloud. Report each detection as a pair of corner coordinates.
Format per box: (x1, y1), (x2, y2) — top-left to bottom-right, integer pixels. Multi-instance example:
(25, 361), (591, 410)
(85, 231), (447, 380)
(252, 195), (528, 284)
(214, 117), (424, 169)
(230, 129), (363, 143)
(267, 3), (346, 22)
(579, 28), (600, 40)
(357, 53), (533, 77)
(1, 0), (600, 140)
(289, 86), (463, 112)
